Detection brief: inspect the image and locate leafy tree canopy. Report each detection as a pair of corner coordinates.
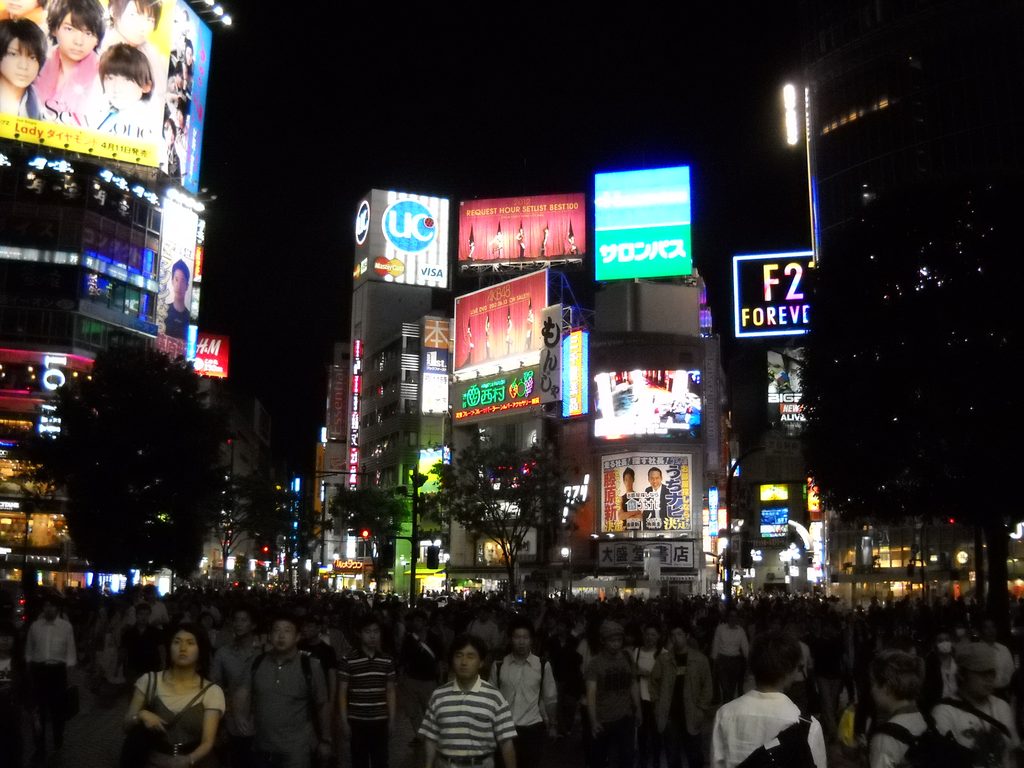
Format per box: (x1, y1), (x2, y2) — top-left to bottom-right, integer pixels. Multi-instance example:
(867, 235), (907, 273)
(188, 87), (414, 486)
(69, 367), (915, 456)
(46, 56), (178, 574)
(31, 347), (228, 577)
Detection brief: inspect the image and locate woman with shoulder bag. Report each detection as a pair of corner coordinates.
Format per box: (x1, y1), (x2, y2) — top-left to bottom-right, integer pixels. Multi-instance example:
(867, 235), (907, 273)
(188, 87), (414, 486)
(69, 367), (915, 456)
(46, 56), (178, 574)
(123, 621), (224, 767)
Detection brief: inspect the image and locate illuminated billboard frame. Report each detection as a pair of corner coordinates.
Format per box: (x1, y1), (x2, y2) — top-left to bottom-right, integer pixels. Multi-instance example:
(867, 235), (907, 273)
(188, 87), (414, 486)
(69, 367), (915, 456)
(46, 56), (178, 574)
(760, 507), (789, 538)
(191, 332), (229, 378)
(733, 251), (814, 338)
(155, 196), (199, 357)
(352, 190), (451, 289)
(453, 270), (548, 374)
(0, 0), (212, 191)
(768, 347), (805, 432)
(458, 193), (586, 270)
(594, 166), (692, 282)
(561, 329), (589, 418)
(600, 452), (694, 536)
(593, 369), (702, 439)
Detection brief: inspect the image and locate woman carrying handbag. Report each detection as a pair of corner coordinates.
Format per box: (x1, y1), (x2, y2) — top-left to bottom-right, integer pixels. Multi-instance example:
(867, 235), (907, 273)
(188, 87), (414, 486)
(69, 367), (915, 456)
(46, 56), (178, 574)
(123, 621), (224, 767)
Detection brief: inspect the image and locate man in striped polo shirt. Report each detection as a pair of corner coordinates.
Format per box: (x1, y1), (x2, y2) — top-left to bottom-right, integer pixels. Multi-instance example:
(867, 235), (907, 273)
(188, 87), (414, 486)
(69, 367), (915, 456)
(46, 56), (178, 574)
(339, 614), (397, 768)
(420, 634), (517, 768)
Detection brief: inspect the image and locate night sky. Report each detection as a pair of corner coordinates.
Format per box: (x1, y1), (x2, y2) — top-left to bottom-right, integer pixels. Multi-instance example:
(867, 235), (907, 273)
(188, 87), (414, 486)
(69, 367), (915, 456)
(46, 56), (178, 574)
(197, 4), (811, 472)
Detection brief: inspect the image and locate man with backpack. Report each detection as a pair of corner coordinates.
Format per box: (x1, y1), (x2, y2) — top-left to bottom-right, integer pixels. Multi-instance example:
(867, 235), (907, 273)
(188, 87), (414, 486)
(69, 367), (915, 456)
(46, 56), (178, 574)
(932, 643), (1021, 767)
(867, 649), (929, 768)
(242, 613), (333, 768)
(489, 616), (558, 768)
(710, 630), (826, 768)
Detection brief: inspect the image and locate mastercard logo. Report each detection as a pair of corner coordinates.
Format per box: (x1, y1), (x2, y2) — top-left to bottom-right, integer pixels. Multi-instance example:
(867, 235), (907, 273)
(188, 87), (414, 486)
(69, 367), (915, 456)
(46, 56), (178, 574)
(374, 257), (405, 277)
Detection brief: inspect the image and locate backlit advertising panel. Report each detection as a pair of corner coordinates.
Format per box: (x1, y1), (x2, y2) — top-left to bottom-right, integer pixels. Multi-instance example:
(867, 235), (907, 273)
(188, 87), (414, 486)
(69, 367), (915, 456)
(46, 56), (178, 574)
(600, 452), (694, 535)
(562, 329), (589, 418)
(594, 369), (702, 439)
(760, 507), (789, 538)
(452, 364), (542, 422)
(733, 251), (814, 338)
(458, 193), (586, 270)
(767, 347), (805, 433)
(538, 303), (562, 405)
(421, 347), (449, 415)
(454, 270), (548, 373)
(594, 166), (692, 281)
(0, 0), (212, 190)
(326, 364), (348, 442)
(352, 190), (450, 289)
(155, 196), (198, 357)
(191, 332), (228, 378)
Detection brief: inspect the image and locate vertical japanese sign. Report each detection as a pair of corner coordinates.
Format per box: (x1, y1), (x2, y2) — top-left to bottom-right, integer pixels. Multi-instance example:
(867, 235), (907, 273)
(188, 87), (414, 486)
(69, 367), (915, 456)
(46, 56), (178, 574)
(539, 304), (562, 405)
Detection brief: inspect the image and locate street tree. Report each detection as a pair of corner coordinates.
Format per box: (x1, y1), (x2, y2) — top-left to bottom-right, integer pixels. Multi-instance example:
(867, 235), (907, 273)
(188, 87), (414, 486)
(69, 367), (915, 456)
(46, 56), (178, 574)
(214, 473), (293, 576)
(436, 438), (574, 598)
(329, 485), (407, 581)
(31, 347), (227, 578)
(803, 177), (1021, 623)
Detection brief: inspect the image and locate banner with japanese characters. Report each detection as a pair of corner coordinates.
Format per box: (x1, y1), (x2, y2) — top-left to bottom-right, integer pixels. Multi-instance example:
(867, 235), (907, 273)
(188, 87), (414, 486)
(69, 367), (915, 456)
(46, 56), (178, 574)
(601, 452), (694, 536)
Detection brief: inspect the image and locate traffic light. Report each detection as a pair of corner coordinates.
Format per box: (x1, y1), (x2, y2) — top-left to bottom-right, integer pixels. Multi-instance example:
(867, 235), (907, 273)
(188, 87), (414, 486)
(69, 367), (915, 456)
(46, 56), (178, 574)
(378, 537), (396, 563)
(426, 545), (440, 569)
(359, 528), (371, 541)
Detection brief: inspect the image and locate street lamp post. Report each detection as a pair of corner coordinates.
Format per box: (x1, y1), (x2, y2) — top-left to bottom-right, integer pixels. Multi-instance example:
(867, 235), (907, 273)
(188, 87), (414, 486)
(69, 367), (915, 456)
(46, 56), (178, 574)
(560, 546), (572, 597)
(724, 445), (765, 605)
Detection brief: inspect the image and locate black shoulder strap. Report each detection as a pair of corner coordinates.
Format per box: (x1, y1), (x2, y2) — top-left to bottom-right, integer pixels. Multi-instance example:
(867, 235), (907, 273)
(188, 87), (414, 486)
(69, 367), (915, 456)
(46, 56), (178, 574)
(300, 651), (321, 739)
(939, 698), (1011, 738)
(495, 660), (503, 687)
(251, 652), (266, 674)
(870, 721), (915, 746)
(538, 658), (548, 706)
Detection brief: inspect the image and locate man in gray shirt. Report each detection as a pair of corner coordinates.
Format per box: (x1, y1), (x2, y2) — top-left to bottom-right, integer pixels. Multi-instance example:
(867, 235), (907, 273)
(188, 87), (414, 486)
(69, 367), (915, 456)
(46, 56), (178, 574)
(211, 605), (263, 766)
(242, 613), (332, 768)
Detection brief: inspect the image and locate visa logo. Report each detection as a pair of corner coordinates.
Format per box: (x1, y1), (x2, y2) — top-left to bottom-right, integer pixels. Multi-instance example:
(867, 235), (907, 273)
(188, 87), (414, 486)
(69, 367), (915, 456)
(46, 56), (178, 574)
(419, 266), (445, 278)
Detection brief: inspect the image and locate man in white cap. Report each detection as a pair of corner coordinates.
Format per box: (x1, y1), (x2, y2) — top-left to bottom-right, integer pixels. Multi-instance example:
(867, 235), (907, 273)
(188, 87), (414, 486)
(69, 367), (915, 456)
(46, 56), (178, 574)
(584, 620), (641, 768)
(932, 643), (1020, 766)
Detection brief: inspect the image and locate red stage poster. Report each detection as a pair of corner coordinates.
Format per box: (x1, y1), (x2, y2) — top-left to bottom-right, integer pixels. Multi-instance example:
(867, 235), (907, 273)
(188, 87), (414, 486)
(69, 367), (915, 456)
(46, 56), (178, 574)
(454, 270), (549, 371)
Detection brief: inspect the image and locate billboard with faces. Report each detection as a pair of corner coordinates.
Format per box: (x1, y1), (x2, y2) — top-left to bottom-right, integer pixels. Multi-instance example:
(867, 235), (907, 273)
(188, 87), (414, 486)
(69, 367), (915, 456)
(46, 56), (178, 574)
(600, 452), (694, 536)
(155, 195), (197, 356)
(0, 0), (211, 192)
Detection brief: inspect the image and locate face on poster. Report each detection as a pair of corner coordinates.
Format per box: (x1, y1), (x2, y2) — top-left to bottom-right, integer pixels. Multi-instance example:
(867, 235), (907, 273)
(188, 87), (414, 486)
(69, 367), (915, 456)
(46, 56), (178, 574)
(601, 453), (693, 535)
(454, 270), (548, 372)
(594, 369), (702, 439)
(458, 193), (586, 268)
(0, 0), (210, 188)
(164, 1), (212, 193)
(155, 195), (197, 354)
(767, 348), (805, 431)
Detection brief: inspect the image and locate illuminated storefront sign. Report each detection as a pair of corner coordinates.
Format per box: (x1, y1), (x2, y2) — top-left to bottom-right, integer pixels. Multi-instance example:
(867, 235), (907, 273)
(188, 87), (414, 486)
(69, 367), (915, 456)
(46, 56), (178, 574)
(708, 486), (719, 534)
(598, 540), (696, 570)
(352, 190), (450, 288)
(594, 166), (692, 281)
(539, 304), (562, 405)
(561, 329), (589, 417)
(348, 340), (363, 488)
(807, 478), (822, 522)
(421, 348), (450, 415)
(192, 333), (229, 378)
(453, 365), (542, 422)
(733, 251), (814, 338)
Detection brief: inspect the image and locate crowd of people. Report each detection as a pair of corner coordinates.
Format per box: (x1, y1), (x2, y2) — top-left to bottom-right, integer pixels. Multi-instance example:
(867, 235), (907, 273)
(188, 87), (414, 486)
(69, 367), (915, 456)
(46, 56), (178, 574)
(1, 585), (1024, 767)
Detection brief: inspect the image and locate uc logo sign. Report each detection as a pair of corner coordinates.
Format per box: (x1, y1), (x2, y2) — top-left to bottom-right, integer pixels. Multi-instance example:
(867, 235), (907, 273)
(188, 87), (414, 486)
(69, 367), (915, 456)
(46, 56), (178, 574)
(382, 199), (436, 253)
(355, 200), (370, 245)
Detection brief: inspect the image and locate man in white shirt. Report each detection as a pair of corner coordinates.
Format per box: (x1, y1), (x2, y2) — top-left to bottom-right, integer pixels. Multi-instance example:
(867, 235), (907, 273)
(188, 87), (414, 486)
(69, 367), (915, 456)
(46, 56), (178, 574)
(711, 610), (749, 703)
(25, 593), (77, 756)
(980, 619), (1016, 696)
(490, 616), (558, 768)
(710, 630), (826, 768)
(932, 643), (1020, 768)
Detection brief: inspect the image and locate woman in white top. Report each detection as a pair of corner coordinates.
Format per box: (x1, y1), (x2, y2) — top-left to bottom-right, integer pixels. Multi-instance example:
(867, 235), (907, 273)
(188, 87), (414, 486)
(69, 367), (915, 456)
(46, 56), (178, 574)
(635, 623), (664, 768)
(124, 622), (225, 767)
